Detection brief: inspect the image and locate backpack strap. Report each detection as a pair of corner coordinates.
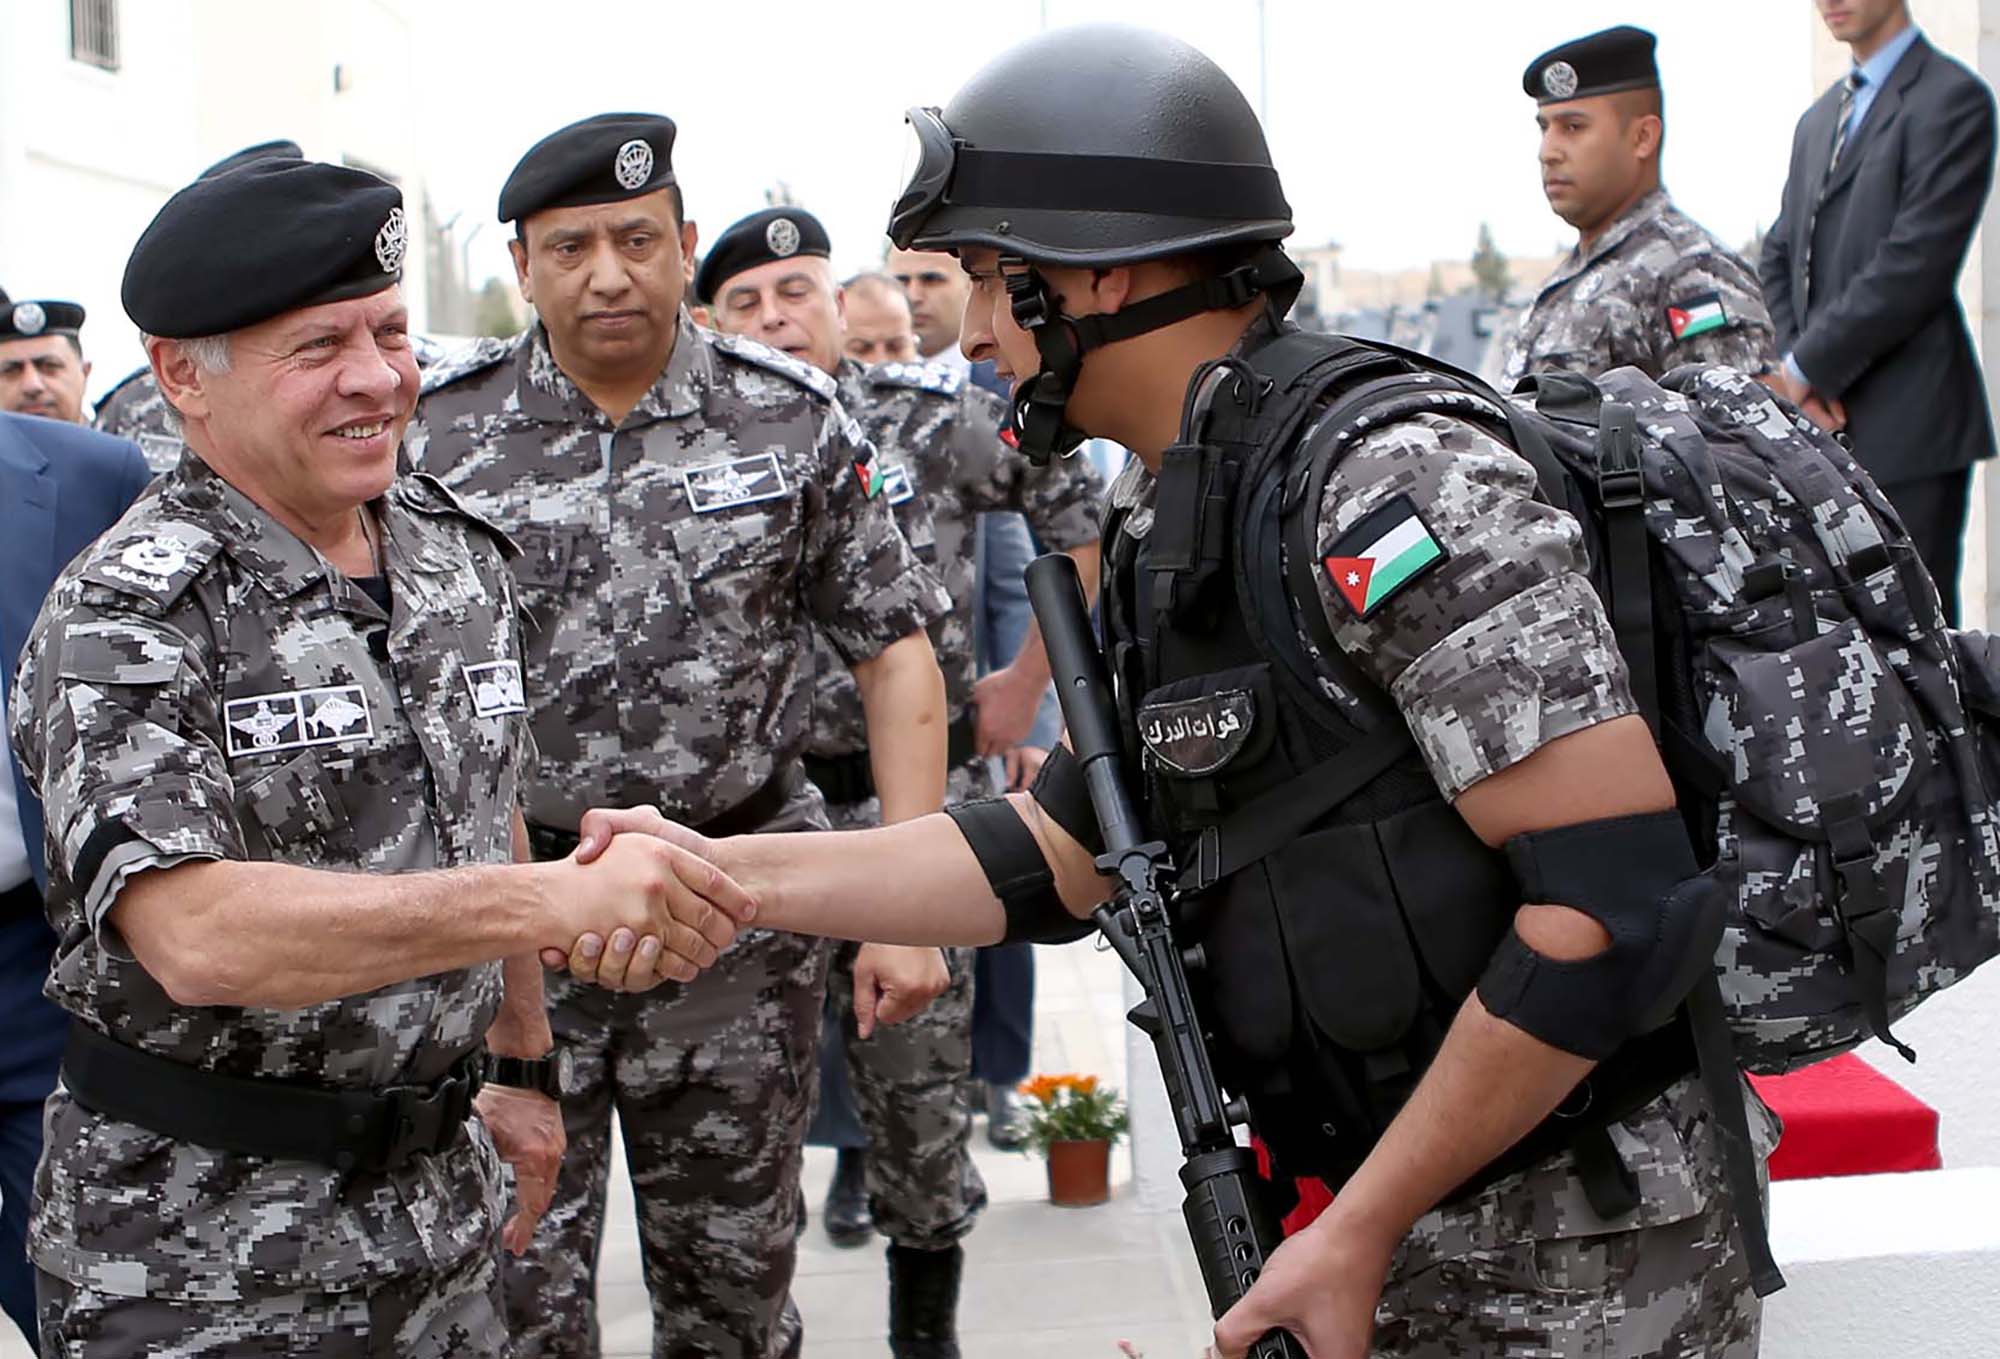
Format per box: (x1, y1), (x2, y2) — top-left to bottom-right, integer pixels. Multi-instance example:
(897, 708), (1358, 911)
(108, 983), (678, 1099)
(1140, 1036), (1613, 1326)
(1687, 975), (1788, 1297)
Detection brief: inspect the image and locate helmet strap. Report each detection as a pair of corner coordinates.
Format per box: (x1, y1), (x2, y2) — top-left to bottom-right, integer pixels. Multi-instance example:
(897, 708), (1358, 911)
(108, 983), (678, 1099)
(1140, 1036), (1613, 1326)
(999, 248), (1303, 466)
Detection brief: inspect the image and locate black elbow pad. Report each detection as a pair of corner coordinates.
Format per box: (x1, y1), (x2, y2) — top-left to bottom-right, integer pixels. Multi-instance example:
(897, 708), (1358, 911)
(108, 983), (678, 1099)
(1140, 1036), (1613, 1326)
(944, 798), (1094, 945)
(1028, 744), (1104, 857)
(1477, 810), (1723, 1059)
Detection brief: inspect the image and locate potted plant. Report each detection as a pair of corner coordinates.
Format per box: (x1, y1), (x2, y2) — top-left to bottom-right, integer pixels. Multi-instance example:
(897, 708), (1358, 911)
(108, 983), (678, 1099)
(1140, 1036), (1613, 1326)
(1018, 1073), (1130, 1206)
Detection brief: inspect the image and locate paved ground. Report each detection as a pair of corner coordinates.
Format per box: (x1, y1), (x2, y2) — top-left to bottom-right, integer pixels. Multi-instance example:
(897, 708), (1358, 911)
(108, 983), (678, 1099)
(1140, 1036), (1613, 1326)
(0, 939), (1207, 1359)
(596, 939), (1214, 1357)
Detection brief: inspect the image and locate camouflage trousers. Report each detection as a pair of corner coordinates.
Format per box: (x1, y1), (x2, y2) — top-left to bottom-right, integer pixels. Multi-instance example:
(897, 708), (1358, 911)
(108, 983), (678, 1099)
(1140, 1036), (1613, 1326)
(33, 1242), (507, 1357)
(1367, 1074), (1775, 1358)
(813, 759), (992, 1249)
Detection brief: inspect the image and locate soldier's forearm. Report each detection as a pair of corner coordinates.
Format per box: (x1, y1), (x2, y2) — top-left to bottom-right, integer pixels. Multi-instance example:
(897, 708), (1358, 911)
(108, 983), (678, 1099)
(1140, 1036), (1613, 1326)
(854, 631), (949, 824)
(108, 856), (560, 1010)
(488, 952), (554, 1057)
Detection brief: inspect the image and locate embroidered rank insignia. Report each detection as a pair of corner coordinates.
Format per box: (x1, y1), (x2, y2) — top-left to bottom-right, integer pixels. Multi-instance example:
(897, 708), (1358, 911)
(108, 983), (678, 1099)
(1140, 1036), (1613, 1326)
(464, 660), (527, 717)
(1666, 291), (1729, 341)
(683, 453), (787, 513)
(225, 684), (373, 757)
(1323, 494), (1448, 619)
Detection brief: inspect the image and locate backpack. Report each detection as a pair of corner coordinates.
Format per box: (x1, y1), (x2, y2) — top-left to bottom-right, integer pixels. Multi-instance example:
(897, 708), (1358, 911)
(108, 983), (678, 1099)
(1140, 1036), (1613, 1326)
(1227, 332), (2000, 1078)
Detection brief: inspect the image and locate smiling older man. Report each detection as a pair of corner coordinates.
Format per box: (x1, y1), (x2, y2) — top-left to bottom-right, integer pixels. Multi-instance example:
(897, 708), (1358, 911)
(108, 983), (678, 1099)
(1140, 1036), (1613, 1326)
(10, 159), (752, 1357)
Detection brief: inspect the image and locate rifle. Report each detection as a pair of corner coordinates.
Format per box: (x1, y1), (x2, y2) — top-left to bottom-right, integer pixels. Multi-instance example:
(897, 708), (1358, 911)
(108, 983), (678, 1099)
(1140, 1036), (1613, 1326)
(1026, 552), (1305, 1359)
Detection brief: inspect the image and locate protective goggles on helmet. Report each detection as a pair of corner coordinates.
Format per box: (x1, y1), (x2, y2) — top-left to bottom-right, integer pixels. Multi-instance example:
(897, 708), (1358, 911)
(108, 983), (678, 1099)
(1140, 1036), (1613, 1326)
(886, 104), (1292, 252)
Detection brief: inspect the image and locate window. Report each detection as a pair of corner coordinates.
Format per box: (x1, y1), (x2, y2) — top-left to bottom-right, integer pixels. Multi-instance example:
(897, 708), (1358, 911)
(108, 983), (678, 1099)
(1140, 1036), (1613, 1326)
(70, 0), (120, 72)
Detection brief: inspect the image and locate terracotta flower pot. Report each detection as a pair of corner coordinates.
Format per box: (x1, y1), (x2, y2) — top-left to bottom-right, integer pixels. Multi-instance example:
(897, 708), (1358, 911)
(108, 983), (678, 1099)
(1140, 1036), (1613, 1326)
(1045, 1138), (1112, 1207)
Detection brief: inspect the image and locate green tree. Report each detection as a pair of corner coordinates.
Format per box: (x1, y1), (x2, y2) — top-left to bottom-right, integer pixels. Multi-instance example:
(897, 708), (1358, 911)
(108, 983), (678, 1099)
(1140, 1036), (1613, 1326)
(1470, 222), (1512, 301)
(473, 278), (518, 339)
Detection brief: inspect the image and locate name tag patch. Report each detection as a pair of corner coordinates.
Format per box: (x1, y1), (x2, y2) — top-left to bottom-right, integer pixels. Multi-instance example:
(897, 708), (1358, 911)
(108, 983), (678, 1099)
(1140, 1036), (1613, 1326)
(464, 660), (527, 717)
(881, 462), (914, 506)
(225, 685), (373, 757)
(683, 454), (787, 513)
(1139, 689), (1255, 776)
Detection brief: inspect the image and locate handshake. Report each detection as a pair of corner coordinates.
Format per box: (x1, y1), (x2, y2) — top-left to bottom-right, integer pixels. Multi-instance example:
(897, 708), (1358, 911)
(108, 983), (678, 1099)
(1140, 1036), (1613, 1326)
(530, 806), (749, 993)
(528, 806), (948, 1033)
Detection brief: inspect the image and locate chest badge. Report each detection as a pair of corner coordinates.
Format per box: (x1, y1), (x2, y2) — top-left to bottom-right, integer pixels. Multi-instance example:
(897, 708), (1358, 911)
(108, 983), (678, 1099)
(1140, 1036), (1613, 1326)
(464, 659), (528, 718)
(880, 462), (914, 506)
(1139, 689), (1255, 776)
(683, 453), (787, 513)
(224, 684), (373, 757)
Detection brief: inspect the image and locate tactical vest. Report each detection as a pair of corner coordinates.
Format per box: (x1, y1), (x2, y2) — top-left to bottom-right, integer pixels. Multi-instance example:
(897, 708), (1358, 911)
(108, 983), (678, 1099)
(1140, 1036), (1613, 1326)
(1103, 330), (1693, 1202)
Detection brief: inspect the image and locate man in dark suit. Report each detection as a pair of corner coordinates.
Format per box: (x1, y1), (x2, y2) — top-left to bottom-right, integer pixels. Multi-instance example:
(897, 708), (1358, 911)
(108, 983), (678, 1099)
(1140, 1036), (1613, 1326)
(0, 412), (152, 1343)
(1761, 0), (1999, 624)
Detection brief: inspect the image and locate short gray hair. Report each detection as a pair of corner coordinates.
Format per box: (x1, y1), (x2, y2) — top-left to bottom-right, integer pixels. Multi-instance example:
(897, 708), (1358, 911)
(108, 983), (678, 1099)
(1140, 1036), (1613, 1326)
(142, 332), (233, 434)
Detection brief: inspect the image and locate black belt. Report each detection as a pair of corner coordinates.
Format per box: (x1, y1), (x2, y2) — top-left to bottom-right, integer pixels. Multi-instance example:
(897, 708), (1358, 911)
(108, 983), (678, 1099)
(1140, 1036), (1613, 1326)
(61, 1024), (481, 1173)
(527, 760), (801, 862)
(803, 712), (980, 807)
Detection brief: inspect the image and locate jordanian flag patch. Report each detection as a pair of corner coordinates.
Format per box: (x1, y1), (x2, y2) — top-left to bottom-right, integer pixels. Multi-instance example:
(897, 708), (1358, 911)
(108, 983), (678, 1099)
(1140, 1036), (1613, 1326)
(852, 443), (888, 499)
(1323, 495), (1448, 618)
(1666, 291), (1729, 341)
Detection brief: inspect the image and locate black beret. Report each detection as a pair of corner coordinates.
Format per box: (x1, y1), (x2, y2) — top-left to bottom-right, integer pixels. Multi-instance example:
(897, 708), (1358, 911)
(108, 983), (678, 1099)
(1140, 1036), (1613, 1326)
(122, 160), (406, 338)
(498, 113), (677, 224)
(198, 138), (305, 181)
(693, 207), (833, 305)
(0, 299), (85, 341)
(1523, 25), (1658, 104)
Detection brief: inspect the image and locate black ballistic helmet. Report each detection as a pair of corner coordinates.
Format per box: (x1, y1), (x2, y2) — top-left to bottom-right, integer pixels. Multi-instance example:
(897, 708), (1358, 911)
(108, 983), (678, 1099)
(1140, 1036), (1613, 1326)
(887, 24), (1300, 462)
(889, 24), (1293, 265)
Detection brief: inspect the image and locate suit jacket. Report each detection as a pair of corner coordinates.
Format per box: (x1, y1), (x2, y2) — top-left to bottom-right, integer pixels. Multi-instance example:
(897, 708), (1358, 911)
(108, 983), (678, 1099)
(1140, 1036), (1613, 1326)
(0, 413), (152, 1099)
(1760, 34), (1999, 486)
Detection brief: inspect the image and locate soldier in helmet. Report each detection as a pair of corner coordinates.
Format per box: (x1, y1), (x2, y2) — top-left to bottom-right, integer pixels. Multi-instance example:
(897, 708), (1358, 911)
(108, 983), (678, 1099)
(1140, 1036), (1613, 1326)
(560, 24), (1776, 1359)
(1503, 25), (1775, 384)
(409, 115), (954, 1359)
(698, 205), (1103, 1358)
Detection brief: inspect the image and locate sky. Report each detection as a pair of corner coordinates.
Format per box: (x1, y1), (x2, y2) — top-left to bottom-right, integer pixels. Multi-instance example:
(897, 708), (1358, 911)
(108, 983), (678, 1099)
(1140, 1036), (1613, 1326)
(411, 0), (1820, 290)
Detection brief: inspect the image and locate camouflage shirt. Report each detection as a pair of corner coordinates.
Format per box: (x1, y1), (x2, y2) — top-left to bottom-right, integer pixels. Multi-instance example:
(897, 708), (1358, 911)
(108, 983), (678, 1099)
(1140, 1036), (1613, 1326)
(10, 452), (532, 1300)
(91, 366), (180, 474)
(810, 358), (1102, 758)
(1502, 188), (1776, 385)
(409, 319), (948, 829)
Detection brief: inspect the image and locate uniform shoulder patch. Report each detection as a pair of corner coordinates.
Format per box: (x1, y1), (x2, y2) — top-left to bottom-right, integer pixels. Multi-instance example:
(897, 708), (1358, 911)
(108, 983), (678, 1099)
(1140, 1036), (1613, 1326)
(1322, 494), (1448, 619)
(868, 359), (964, 398)
(707, 329), (838, 401)
(76, 519), (223, 613)
(418, 334), (517, 396)
(1665, 291), (1730, 342)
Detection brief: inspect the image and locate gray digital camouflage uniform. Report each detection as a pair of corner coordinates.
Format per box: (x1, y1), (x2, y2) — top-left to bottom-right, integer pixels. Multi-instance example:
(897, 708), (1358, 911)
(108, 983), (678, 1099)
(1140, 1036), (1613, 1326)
(1502, 187), (1776, 386)
(1105, 398), (1774, 1356)
(409, 318), (948, 1359)
(90, 367), (181, 474)
(11, 453), (532, 1357)
(810, 357), (1102, 1251)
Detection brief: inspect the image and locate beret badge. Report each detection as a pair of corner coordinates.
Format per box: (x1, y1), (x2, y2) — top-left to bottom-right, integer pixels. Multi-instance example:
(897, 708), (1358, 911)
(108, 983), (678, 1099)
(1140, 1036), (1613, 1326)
(765, 217), (802, 258)
(12, 302), (46, 336)
(614, 138), (654, 192)
(1541, 60), (1579, 100)
(374, 206), (408, 275)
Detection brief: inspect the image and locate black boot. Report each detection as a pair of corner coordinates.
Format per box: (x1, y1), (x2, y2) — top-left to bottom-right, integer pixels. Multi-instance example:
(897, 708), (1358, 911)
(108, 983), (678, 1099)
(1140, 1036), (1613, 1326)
(985, 1083), (1028, 1151)
(823, 1147), (874, 1248)
(888, 1242), (964, 1359)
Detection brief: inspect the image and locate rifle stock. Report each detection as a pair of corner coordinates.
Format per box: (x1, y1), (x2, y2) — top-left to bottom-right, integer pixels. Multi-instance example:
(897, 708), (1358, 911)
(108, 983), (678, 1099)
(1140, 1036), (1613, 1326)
(1026, 552), (1304, 1359)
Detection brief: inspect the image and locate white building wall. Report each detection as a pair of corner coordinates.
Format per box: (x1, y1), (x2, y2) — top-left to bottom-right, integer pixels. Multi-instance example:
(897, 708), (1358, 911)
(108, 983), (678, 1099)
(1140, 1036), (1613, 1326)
(0, 1), (429, 402)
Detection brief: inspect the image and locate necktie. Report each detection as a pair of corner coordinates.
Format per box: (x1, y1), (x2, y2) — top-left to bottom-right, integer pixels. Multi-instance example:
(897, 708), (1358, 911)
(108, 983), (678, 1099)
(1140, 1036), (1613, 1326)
(1828, 69), (1867, 173)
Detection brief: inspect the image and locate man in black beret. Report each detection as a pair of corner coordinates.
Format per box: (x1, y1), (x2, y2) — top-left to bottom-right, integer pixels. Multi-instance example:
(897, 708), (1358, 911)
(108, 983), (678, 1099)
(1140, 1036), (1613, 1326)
(15, 157), (752, 1356)
(0, 297), (91, 424)
(93, 136), (309, 468)
(411, 117), (953, 1359)
(1502, 24), (1775, 384)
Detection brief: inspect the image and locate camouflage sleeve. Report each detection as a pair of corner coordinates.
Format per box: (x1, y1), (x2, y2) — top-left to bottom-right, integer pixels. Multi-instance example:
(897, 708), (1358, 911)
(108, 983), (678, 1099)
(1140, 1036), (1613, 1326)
(807, 399), (951, 666)
(1311, 413), (1637, 799)
(952, 387), (1104, 549)
(1658, 248), (1777, 376)
(14, 589), (241, 938)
